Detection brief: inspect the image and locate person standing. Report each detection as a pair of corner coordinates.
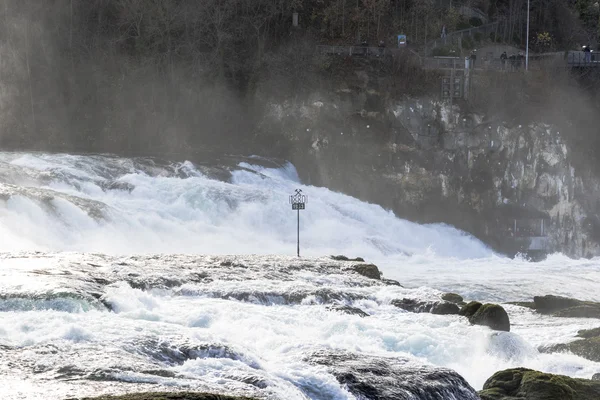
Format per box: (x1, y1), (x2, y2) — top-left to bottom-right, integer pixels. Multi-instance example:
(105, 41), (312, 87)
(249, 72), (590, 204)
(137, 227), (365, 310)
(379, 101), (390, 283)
(584, 45), (592, 63)
(500, 51), (507, 71)
(470, 50), (477, 69)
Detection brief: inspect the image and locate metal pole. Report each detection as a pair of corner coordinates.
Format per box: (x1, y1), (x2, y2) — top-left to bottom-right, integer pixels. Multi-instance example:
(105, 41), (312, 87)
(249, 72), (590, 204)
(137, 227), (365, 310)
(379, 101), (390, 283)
(297, 208), (300, 257)
(526, 0), (530, 71)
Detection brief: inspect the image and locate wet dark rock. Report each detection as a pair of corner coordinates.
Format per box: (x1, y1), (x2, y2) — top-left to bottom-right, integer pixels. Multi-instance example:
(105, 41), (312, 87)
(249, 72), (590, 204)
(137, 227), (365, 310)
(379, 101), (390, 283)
(533, 295), (583, 313)
(441, 293), (464, 304)
(327, 304), (369, 317)
(391, 298), (459, 315)
(140, 369), (178, 378)
(134, 340), (259, 369)
(100, 180), (135, 193)
(381, 278), (403, 287)
(307, 350), (480, 400)
(578, 327), (600, 338)
(432, 302), (461, 315)
(330, 255), (365, 262)
(541, 337), (600, 363)
(459, 301), (483, 318)
(507, 301), (536, 309)
(554, 305), (600, 319)
(468, 303), (510, 332)
(479, 368), (600, 400)
(531, 295), (600, 318)
(593, 373), (600, 381)
(77, 393), (259, 400)
(352, 263), (381, 280)
(191, 288), (367, 306)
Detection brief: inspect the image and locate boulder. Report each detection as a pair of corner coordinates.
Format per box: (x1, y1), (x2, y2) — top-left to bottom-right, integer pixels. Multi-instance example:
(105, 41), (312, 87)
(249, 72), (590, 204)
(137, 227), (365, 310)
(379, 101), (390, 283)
(331, 255), (365, 262)
(391, 298), (459, 315)
(431, 302), (461, 315)
(381, 278), (403, 287)
(469, 303), (510, 332)
(533, 295), (583, 313)
(459, 301), (483, 318)
(553, 305), (600, 319)
(441, 293), (464, 304)
(531, 295), (600, 318)
(307, 350), (480, 400)
(79, 393), (259, 400)
(352, 263), (381, 280)
(593, 373), (600, 381)
(479, 368), (600, 400)
(327, 304), (369, 317)
(578, 327), (600, 338)
(542, 337), (600, 363)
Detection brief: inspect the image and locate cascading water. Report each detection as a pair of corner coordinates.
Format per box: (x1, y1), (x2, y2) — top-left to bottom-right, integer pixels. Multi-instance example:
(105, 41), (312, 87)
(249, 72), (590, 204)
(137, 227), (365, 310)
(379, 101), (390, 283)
(0, 152), (598, 400)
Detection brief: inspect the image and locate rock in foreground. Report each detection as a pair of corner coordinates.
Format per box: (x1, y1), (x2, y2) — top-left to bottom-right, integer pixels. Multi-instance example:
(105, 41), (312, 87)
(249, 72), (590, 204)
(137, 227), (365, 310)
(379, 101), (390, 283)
(78, 394), (257, 400)
(308, 350), (480, 400)
(541, 337), (600, 363)
(479, 368), (600, 400)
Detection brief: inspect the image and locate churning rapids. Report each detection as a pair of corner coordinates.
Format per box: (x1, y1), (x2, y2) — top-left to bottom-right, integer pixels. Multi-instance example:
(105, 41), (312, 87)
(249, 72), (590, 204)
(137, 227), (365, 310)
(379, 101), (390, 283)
(0, 152), (599, 399)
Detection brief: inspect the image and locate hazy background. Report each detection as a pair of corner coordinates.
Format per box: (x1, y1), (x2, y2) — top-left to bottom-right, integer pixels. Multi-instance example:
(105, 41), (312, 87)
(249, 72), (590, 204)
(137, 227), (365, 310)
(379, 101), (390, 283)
(0, 0), (598, 166)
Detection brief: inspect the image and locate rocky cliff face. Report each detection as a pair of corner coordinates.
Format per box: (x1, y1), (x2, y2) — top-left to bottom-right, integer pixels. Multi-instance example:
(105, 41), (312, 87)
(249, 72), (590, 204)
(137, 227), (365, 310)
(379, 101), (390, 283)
(255, 58), (600, 258)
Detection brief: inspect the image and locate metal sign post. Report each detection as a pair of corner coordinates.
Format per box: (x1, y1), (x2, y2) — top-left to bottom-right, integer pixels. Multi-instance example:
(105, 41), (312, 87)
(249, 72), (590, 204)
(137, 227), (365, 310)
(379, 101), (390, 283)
(289, 189), (307, 257)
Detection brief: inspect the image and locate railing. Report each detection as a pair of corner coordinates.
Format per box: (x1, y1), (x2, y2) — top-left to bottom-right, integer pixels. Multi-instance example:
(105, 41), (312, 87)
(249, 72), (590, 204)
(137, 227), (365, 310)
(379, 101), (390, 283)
(316, 45), (393, 57)
(567, 51), (600, 66)
(422, 56), (465, 70)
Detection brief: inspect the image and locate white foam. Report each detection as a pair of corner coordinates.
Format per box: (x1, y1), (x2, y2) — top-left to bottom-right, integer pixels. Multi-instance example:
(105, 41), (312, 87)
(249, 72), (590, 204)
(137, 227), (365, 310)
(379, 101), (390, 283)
(0, 153), (598, 398)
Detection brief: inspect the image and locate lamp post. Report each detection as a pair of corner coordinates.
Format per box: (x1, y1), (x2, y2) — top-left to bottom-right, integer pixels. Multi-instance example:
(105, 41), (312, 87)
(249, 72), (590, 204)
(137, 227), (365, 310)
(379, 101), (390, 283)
(526, 0), (530, 71)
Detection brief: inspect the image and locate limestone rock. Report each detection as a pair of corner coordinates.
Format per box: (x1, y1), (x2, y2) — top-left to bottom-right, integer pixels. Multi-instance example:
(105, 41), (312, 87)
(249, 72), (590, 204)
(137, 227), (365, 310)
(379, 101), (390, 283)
(469, 303), (510, 332)
(391, 298), (459, 315)
(542, 337), (600, 363)
(327, 304), (369, 317)
(352, 263), (381, 280)
(459, 301), (483, 318)
(479, 368), (600, 400)
(330, 255), (365, 262)
(441, 293), (464, 304)
(578, 327), (600, 339)
(79, 393), (259, 400)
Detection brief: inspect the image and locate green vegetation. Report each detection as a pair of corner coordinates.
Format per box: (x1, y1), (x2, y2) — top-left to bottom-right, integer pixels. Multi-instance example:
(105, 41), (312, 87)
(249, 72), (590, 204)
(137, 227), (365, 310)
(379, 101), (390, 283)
(0, 0), (595, 156)
(469, 303), (511, 332)
(479, 368), (600, 400)
(459, 301), (482, 318)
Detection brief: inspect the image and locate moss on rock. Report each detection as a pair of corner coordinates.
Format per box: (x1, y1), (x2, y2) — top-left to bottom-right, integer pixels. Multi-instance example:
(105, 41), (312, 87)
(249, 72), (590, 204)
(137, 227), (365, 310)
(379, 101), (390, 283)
(352, 263), (381, 280)
(469, 303), (510, 332)
(459, 301), (482, 318)
(578, 327), (600, 339)
(479, 368), (600, 400)
(77, 393), (258, 400)
(330, 255), (365, 262)
(531, 295), (600, 318)
(441, 293), (464, 304)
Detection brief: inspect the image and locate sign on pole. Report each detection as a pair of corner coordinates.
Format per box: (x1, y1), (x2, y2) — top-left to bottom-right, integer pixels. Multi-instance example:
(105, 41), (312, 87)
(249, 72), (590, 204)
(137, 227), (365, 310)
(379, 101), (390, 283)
(289, 189), (307, 257)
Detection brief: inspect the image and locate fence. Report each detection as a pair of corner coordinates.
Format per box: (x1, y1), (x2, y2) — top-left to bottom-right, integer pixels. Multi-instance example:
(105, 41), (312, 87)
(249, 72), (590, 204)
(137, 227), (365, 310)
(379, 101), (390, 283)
(316, 45), (392, 57)
(566, 51), (600, 66)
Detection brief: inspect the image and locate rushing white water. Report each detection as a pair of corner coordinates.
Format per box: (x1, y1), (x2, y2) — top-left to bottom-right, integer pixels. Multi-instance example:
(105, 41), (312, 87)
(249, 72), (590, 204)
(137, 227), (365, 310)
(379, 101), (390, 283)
(0, 152), (598, 400)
